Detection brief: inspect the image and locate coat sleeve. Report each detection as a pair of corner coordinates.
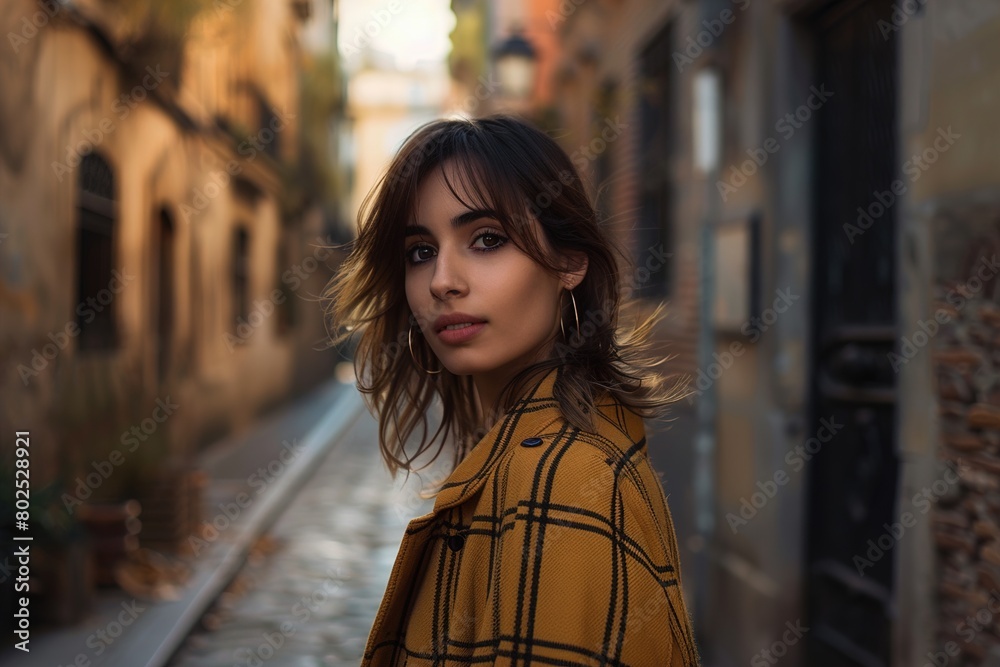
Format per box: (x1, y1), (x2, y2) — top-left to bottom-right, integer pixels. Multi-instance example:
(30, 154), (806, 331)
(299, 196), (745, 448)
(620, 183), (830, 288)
(492, 444), (700, 667)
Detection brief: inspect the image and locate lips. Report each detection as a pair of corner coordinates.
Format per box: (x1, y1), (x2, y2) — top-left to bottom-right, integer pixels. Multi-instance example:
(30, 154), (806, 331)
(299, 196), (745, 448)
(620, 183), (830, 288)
(436, 321), (486, 345)
(433, 312), (487, 333)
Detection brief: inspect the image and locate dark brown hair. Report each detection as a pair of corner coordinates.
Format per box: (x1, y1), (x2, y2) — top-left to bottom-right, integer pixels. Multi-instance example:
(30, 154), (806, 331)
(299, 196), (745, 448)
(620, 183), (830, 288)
(322, 113), (691, 486)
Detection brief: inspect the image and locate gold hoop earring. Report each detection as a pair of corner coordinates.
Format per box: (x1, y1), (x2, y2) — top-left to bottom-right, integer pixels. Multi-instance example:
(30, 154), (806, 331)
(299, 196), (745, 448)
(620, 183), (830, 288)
(560, 289), (580, 341)
(408, 320), (441, 374)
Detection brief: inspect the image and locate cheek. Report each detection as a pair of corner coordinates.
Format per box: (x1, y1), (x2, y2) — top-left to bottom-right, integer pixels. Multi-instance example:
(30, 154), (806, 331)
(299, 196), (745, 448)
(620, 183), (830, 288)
(496, 267), (556, 319)
(404, 273), (420, 307)
(404, 278), (424, 325)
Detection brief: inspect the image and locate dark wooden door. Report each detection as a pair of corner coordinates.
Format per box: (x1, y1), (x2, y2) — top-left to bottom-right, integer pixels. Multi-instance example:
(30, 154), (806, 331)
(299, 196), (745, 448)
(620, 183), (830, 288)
(806, 1), (900, 665)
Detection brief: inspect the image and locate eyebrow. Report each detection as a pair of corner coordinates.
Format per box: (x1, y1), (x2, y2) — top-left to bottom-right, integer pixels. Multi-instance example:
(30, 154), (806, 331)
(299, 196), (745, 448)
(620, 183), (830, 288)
(404, 208), (501, 238)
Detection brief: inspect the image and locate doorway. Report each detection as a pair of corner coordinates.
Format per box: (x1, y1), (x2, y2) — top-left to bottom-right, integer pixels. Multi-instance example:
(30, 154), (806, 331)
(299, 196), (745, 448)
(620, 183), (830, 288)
(805, 0), (900, 665)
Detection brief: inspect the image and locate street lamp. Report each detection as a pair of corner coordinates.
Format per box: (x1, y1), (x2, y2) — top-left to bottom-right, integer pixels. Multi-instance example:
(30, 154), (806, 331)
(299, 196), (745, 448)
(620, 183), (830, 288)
(493, 28), (537, 103)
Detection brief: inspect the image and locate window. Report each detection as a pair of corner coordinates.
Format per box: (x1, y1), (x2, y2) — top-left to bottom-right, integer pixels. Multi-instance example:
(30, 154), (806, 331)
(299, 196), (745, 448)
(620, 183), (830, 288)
(155, 208), (175, 380)
(256, 95), (281, 162)
(76, 153), (119, 351)
(275, 236), (294, 336)
(637, 21), (676, 298)
(232, 226), (249, 330)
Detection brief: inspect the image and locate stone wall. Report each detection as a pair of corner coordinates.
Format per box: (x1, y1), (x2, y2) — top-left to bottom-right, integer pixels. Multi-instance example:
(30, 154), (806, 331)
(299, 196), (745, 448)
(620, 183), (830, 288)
(0, 0), (337, 488)
(931, 205), (1000, 666)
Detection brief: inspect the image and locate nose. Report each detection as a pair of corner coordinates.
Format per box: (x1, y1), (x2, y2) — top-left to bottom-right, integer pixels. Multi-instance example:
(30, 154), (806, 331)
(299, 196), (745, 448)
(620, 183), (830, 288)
(429, 244), (467, 301)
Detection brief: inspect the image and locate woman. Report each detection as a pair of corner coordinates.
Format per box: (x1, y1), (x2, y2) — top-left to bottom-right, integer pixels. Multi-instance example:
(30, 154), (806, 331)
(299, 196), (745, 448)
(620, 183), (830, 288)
(323, 114), (700, 666)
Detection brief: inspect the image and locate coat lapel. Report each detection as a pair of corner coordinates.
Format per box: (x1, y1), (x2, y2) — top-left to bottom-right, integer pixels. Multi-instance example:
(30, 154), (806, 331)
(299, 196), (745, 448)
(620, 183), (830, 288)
(364, 367), (569, 661)
(408, 365), (566, 529)
(423, 363), (648, 519)
(362, 365), (681, 666)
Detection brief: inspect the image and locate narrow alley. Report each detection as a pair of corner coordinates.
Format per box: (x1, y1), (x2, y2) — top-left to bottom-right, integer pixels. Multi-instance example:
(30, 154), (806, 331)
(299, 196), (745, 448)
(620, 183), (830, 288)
(167, 404), (436, 667)
(3, 0), (1000, 665)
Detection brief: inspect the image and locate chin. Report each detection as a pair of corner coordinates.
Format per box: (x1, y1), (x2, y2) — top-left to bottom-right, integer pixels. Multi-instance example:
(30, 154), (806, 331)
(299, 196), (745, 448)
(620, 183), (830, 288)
(438, 360), (492, 377)
(434, 352), (507, 377)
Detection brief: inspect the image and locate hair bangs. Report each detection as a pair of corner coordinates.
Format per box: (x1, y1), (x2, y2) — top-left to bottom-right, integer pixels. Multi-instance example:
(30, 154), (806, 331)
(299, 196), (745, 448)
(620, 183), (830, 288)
(322, 114), (694, 487)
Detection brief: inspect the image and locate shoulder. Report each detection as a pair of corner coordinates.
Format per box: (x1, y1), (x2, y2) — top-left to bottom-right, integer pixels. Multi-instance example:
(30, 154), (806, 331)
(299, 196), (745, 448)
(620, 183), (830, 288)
(497, 401), (676, 533)
(506, 394), (648, 475)
(491, 420), (680, 591)
(499, 414), (655, 516)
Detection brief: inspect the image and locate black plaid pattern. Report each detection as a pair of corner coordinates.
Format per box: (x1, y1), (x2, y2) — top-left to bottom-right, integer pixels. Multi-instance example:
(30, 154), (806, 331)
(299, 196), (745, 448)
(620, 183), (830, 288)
(361, 366), (700, 666)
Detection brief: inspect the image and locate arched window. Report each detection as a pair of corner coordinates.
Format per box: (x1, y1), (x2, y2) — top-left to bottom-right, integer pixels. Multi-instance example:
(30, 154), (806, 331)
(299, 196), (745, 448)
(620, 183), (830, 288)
(155, 208), (175, 380)
(232, 226), (250, 331)
(76, 152), (118, 350)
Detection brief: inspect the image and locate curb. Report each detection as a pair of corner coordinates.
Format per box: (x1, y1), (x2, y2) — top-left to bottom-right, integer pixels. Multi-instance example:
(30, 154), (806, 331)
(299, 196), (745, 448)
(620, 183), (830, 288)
(2, 380), (366, 667)
(144, 382), (365, 667)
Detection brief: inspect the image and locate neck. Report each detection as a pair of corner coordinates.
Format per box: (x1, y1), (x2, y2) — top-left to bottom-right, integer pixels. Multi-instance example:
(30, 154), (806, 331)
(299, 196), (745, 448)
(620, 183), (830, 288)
(473, 371), (511, 430)
(473, 338), (559, 430)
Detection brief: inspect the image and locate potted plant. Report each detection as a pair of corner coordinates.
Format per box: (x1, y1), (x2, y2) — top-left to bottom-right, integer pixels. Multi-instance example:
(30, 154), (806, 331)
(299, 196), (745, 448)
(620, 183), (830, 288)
(0, 477), (93, 628)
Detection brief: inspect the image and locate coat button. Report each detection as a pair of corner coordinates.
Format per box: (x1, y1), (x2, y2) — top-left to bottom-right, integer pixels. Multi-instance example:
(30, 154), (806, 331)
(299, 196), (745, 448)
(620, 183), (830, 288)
(447, 534), (465, 552)
(520, 437), (543, 447)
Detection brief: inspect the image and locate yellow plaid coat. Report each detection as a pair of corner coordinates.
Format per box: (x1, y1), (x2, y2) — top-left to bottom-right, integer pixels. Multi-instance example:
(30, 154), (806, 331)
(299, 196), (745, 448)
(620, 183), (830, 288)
(361, 366), (700, 666)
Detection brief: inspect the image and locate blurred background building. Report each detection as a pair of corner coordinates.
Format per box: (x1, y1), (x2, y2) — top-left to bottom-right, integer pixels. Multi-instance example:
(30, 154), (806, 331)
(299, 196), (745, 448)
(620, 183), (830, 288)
(2, 1), (1000, 666)
(497, 1), (1000, 666)
(342, 42), (451, 227)
(0, 0), (348, 625)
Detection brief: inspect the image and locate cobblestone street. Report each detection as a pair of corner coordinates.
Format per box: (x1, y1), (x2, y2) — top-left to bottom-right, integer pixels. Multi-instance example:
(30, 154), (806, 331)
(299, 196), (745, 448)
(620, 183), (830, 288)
(167, 405), (439, 667)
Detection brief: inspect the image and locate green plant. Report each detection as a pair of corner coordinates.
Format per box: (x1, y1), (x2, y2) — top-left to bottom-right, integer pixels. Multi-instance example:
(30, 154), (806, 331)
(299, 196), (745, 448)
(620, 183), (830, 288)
(0, 476), (85, 545)
(49, 361), (172, 511)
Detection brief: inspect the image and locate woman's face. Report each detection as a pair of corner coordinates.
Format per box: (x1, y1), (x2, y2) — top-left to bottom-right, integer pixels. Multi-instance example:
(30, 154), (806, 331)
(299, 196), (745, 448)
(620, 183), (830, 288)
(404, 161), (584, 390)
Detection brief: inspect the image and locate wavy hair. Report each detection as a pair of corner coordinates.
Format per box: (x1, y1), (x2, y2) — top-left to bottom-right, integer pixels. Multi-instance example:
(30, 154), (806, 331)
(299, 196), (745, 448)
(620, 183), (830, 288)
(321, 113), (692, 487)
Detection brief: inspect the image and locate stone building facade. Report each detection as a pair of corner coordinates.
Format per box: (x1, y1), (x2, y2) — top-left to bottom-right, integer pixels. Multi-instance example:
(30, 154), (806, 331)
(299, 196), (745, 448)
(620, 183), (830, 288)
(542, 0), (1000, 665)
(0, 0), (341, 509)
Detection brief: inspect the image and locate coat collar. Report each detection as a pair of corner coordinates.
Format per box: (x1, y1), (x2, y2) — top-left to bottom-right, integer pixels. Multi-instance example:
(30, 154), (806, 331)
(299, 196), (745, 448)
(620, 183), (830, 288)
(422, 365), (646, 520)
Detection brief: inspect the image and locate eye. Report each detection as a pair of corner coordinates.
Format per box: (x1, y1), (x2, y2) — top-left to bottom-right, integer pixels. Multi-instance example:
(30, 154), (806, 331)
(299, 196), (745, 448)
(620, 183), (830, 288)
(405, 244), (435, 265)
(472, 229), (507, 252)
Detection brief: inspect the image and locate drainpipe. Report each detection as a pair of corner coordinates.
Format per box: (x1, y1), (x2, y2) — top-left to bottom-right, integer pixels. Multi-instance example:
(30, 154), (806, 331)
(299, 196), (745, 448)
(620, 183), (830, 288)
(692, 64), (722, 646)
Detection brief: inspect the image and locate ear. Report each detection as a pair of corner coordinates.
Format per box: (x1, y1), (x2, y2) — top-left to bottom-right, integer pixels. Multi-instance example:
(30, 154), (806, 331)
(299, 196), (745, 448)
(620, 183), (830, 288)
(559, 251), (588, 290)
